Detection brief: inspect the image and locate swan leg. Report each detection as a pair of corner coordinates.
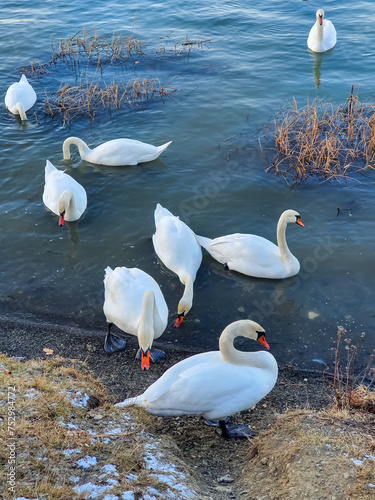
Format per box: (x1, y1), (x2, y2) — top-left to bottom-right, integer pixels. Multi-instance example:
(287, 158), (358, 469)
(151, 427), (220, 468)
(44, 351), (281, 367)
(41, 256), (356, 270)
(219, 420), (253, 439)
(104, 323), (126, 354)
(203, 418), (253, 439)
(135, 347), (166, 364)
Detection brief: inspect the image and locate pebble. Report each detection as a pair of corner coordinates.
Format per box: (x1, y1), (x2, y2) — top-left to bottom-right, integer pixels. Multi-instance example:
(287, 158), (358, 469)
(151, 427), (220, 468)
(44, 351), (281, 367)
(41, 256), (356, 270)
(261, 457), (269, 465)
(217, 474), (234, 483)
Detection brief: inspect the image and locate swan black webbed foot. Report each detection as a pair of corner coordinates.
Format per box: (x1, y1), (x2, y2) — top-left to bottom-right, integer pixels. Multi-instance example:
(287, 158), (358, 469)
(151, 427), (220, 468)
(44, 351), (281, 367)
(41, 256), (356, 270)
(104, 323), (126, 354)
(224, 263), (229, 270)
(203, 417), (253, 439)
(135, 347), (166, 364)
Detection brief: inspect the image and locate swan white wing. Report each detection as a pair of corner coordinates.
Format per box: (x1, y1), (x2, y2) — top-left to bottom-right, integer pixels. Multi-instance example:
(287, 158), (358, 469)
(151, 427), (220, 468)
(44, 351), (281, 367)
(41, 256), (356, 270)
(43, 167), (86, 216)
(5, 75), (36, 112)
(153, 212), (202, 280)
(85, 139), (158, 166)
(103, 267), (167, 335)
(206, 233), (282, 276)
(323, 20), (337, 49)
(141, 351), (277, 418)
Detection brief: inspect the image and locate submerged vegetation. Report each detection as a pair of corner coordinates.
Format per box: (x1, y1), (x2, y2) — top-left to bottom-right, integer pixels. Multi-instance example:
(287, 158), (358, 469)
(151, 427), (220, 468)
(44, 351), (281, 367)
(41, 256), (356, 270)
(20, 27), (210, 123)
(266, 87), (375, 184)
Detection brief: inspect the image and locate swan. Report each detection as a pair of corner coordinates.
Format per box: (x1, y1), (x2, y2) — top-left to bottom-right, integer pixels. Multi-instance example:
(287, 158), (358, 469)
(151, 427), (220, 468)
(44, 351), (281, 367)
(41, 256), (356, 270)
(62, 136), (172, 166)
(307, 9), (337, 53)
(152, 203), (202, 327)
(42, 160), (87, 226)
(103, 266), (168, 370)
(5, 74), (37, 121)
(195, 209), (304, 279)
(115, 319), (278, 439)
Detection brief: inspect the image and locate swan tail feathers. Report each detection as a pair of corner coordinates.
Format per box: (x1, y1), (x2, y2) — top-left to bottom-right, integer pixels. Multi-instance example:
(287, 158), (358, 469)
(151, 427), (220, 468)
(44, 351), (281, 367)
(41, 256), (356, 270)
(156, 140), (172, 157)
(16, 102), (27, 121)
(103, 266), (113, 285)
(114, 395), (143, 408)
(154, 203), (174, 224)
(195, 234), (212, 250)
(45, 159), (56, 177)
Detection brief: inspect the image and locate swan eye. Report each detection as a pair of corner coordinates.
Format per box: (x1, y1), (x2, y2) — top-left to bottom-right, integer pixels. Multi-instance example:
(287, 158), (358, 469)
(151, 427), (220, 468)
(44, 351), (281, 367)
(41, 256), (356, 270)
(295, 215), (304, 227)
(256, 330), (266, 339)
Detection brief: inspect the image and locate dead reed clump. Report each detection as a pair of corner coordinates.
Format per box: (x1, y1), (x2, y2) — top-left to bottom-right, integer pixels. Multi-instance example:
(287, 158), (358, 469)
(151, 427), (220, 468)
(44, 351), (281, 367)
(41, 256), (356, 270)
(330, 326), (375, 413)
(266, 86), (375, 184)
(42, 77), (177, 124)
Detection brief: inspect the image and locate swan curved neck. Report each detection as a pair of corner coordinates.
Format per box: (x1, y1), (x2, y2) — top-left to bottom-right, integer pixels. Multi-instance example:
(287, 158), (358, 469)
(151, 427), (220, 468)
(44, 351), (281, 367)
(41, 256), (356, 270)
(58, 190), (75, 213)
(138, 290), (159, 350)
(63, 137), (90, 160)
(276, 214), (292, 264)
(316, 21), (324, 42)
(178, 274), (194, 314)
(219, 320), (272, 368)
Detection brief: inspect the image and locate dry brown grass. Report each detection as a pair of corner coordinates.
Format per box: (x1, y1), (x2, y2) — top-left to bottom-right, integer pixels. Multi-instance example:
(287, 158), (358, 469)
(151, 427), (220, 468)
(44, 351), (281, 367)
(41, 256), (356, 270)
(242, 407), (375, 500)
(42, 77), (177, 124)
(329, 326), (375, 413)
(0, 353), (172, 500)
(266, 87), (375, 184)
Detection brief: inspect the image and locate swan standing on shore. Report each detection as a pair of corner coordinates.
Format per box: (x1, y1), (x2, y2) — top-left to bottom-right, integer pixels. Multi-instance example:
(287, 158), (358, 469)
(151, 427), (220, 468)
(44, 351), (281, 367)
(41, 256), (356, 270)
(307, 9), (337, 53)
(5, 75), (37, 121)
(63, 136), (172, 166)
(195, 209), (304, 279)
(115, 319), (278, 439)
(152, 204), (202, 327)
(42, 160), (87, 226)
(103, 266), (168, 370)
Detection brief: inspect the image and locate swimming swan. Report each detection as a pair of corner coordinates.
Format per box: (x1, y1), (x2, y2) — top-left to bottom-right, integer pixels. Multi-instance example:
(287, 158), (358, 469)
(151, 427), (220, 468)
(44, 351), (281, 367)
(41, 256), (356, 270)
(63, 136), (172, 166)
(195, 209), (304, 279)
(115, 319), (278, 439)
(307, 9), (337, 53)
(42, 160), (87, 226)
(103, 266), (168, 370)
(152, 203), (202, 327)
(5, 74), (37, 121)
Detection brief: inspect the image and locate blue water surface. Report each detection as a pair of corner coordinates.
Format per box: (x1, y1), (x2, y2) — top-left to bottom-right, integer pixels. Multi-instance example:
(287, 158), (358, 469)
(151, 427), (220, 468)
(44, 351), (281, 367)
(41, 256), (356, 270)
(0, 0), (374, 371)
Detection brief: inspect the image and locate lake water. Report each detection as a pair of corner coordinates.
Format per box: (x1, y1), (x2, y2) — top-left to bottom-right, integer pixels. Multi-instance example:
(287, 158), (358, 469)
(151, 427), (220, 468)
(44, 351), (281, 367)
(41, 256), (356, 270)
(0, 0), (374, 372)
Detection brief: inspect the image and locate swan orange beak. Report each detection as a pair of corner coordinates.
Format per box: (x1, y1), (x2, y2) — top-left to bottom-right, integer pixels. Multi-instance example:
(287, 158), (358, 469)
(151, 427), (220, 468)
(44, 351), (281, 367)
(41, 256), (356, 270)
(59, 212), (65, 226)
(174, 313), (184, 328)
(257, 334), (270, 350)
(319, 15), (323, 25)
(141, 349), (150, 371)
(296, 216), (304, 227)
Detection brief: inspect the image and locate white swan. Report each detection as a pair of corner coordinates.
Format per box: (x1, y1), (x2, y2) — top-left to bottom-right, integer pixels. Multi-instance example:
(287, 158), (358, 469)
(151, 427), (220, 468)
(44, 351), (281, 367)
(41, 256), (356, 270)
(103, 266), (168, 370)
(307, 9), (337, 53)
(115, 319), (278, 439)
(195, 209), (304, 279)
(152, 203), (202, 327)
(63, 136), (172, 166)
(42, 160), (87, 226)
(5, 74), (37, 121)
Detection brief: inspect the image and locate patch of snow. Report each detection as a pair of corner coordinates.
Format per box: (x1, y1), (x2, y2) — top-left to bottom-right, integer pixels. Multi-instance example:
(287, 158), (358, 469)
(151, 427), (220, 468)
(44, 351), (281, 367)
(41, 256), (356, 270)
(77, 456), (98, 469)
(121, 493), (135, 500)
(70, 475), (81, 483)
(103, 496), (119, 500)
(106, 427), (124, 434)
(73, 481), (113, 498)
(24, 389), (38, 398)
(58, 421), (78, 429)
(70, 391), (90, 407)
(101, 464), (119, 476)
(351, 459), (364, 466)
(368, 483), (375, 488)
(63, 448), (81, 456)
(126, 473), (137, 482)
